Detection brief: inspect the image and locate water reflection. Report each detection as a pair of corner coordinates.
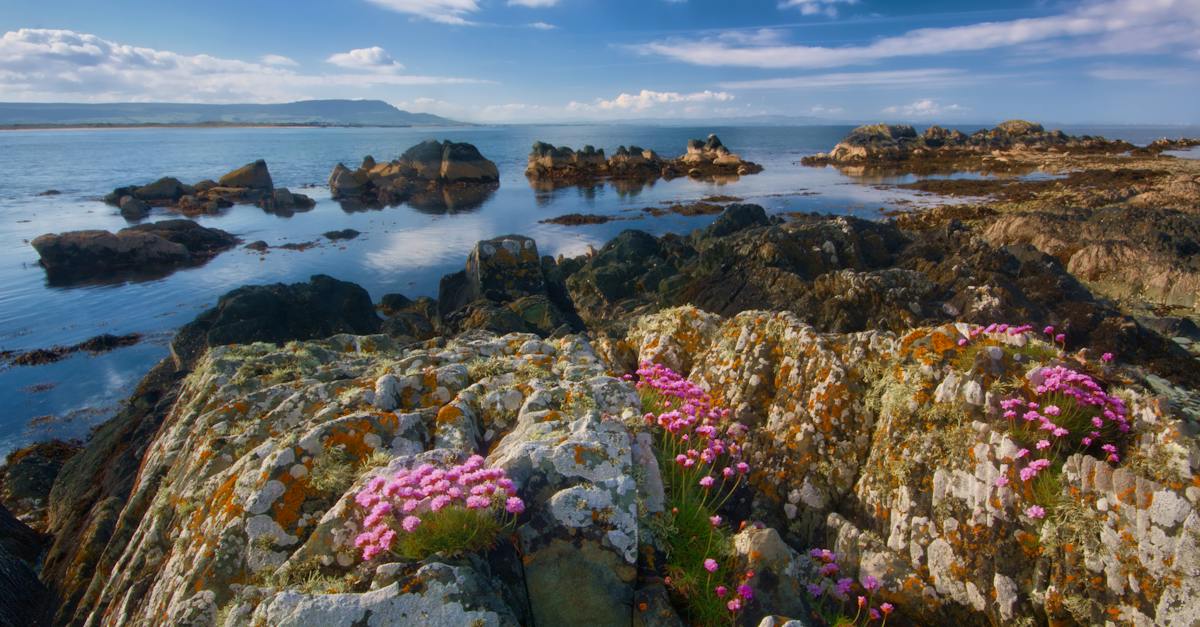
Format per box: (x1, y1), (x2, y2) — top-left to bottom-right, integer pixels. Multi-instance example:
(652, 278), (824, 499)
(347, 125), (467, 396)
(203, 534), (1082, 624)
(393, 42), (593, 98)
(336, 183), (497, 215)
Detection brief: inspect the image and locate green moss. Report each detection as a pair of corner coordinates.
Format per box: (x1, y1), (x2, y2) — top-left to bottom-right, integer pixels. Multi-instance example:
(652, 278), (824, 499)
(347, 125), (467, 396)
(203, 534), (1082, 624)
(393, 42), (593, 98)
(395, 507), (507, 560)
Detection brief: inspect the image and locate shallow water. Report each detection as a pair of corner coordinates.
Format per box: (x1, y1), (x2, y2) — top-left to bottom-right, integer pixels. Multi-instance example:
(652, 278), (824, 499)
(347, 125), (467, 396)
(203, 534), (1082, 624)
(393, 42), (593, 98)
(1, 124), (1195, 455)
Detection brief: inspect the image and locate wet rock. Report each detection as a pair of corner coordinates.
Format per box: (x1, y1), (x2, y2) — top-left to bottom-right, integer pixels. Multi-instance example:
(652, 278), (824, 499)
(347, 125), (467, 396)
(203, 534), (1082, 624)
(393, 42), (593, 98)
(170, 274), (381, 368)
(525, 135), (762, 188)
(36, 189), (61, 196)
(323, 229), (361, 241)
(436, 236), (582, 337)
(245, 240), (269, 251)
(802, 120), (1134, 167)
(118, 195), (149, 220)
(1, 503), (52, 626)
(218, 158), (273, 190)
(30, 219), (237, 283)
(329, 140), (499, 208)
(1, 333), (142, 368)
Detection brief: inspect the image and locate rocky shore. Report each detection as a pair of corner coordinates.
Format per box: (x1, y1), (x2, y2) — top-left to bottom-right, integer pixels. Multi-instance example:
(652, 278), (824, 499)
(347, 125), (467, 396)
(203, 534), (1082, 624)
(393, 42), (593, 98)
(525, 134), (763, 187)
(4, 123), (1200, 627)
(104, 160), (315, 219)
(800, 121), (1136, 172)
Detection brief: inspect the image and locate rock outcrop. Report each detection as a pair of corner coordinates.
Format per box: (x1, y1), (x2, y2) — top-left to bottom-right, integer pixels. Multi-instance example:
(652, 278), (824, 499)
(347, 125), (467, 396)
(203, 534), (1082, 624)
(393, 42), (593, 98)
(30, 219), (238, 284)
(801, 121), (1135, 169)
(525, 134), (763, 187)
(563, 205), (1197, 387)
(328, 140), (499, 210)
(1, 503), (52, 626)
(104, 160), (314, 218)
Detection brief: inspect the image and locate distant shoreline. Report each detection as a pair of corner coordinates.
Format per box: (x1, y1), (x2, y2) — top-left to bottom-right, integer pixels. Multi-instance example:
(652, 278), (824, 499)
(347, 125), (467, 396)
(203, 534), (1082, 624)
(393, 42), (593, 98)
(0, 122), (471, 132)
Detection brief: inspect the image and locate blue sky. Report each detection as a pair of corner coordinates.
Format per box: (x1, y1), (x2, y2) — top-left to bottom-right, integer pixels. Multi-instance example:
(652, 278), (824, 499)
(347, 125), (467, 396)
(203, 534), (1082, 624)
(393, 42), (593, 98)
(1, 0), (1197, 123)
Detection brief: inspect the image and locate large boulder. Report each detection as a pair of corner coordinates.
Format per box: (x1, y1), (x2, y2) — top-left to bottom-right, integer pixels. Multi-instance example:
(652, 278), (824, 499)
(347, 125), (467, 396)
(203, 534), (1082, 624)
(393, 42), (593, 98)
(170, 274), (381, 367)
(218, 159), (274, 190)
(31, 220), (237, 282)
(330, 140), (499, 207)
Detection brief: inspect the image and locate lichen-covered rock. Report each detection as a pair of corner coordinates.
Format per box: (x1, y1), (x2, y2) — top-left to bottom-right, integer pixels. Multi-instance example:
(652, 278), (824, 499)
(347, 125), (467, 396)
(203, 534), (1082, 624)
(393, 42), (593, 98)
(105, 161), (313, 216)
(53, 326), (647, 626)
(634, 306), (1200, 625)
(731, 527), (813, 623)
(248, 562), (520, 627)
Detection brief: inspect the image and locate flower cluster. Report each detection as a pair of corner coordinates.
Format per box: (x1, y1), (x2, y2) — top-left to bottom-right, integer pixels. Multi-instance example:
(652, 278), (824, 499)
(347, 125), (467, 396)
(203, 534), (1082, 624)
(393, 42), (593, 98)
(998, 363), (1129, 494)
(352, 455), (524, 561)
(634, 362), (750, 509)
(957, 322), (1034, 347)
(804, 548), (893, 625)
(632, 361), (754, 625)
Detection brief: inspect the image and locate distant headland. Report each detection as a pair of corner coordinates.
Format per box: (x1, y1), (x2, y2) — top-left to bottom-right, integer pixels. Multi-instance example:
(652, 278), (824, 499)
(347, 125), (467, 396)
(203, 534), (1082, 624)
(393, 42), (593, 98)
(0, 99), (465, 129)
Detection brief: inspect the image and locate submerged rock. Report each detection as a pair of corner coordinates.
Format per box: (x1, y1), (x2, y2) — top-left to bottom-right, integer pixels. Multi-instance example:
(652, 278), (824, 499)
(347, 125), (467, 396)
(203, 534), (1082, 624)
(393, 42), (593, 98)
(30, 219), (238, 284)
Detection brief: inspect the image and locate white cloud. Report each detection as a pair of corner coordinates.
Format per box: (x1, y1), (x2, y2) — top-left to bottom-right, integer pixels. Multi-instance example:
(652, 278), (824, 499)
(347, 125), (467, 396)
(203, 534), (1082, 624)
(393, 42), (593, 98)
(0, 28), (488, 103)
(637, 0), (1200, 69)
(779, 0), (859, 18)
(1088, 64), (1200, 84)
(807, 104), (844, 116)
(569, 89), (734, 112)
(327, 46), (405, 71)
(508, 0), (559, 6)
(882, 99), (968, 117)
(527, 21), (557, 30)
(260, 54), (298, 66)
(364, 0), (482, 25)
(719, 68), (968, 89)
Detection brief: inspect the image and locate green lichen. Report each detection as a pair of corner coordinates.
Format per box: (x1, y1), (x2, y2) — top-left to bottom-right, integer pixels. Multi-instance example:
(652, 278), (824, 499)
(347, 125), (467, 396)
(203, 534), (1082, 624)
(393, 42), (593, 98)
(308, 446), (358, 496)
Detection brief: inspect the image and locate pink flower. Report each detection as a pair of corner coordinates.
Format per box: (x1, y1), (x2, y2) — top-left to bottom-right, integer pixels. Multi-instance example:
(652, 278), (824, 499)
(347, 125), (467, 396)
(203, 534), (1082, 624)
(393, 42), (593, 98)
(996, 476), (1010, 487)
(505, 497), (525, 514)
(1025, 505), (1046, 519)
(819, 562), (840, 577)
(714, 585), (727, 598)
(465, 495), (490, 509)
(858, 595), (867, 608)
(699, 476), (715, 489)
(861, 575), (880, 592)
(402, 515), (421, 532)
(1055, 333), (1066, 343)
(1036, 439), (1051, 450)
(736, 462), (750, 474)
(709, 515), (723, 527)
(737, 584), (753, 600)
(869, 609), (880, 620)
(880, 603), (894, 615)
(957, 338), (968, 347)
(1015, 448), (1030, 459)
(704, 558), (719, 573)
(430, 494), (452, 512)
(1101, 352), (1114, 363)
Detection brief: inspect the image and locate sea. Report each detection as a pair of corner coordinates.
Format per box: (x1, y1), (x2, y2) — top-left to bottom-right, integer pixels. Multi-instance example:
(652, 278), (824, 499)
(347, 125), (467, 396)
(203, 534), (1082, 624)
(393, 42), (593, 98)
(1, 123), (1197, 456)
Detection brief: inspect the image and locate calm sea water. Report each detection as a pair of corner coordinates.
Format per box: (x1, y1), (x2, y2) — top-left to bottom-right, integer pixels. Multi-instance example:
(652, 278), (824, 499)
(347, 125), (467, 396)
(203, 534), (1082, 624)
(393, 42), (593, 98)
(1, 123), (1196, 455)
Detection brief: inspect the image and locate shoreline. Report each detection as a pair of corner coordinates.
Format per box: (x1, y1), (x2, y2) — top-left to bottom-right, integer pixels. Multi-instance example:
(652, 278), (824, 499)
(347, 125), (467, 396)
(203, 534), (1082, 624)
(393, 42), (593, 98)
(0, 122), (473, 132)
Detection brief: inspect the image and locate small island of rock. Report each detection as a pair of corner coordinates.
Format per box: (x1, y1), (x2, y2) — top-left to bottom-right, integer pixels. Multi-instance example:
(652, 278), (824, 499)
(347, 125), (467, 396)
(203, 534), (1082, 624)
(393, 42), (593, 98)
(328, 139), (499, 211)
(524, 133), (762, 187)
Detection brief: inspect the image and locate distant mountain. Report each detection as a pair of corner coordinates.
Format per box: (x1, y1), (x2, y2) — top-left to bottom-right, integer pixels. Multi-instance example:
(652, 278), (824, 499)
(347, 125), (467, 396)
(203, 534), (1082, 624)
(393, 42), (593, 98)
(0, 100), (463, 127)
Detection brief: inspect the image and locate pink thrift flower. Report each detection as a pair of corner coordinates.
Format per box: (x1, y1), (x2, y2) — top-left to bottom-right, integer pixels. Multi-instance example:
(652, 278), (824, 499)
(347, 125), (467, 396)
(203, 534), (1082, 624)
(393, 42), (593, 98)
(699, 476), (715, 489)
(704, 558), (718, 573)
(714, 585), (727, 598)
(736, 462), (750, 474)
(430, 494), (452, 512)
(505, 497), (525, 514)
(1101, 352), (1114, 362)
(881, 603), (894, 615)
(869, 609), (881, 620)
(710, 515), (723, 527)
(737, 584), (753, 600)
(1016, 448), (1030, 459)
(402, 515), (421, 532)
(1036, 439), (1051, 450)
(466, 495), (490, 509)
(957, 338), (968, 347)
(726, 599), (742, 612)
(1043, 325), (1055, 336)
(1025, 505), (1046, 519)
(1055, 333), (1066, 343)
(861, 575), (880, 592)
(996, 476), (1010, 487)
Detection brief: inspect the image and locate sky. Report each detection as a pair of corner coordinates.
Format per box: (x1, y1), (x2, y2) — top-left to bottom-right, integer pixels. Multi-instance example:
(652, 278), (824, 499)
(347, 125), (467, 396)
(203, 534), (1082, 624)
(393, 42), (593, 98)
(0, 0), (1198, 124)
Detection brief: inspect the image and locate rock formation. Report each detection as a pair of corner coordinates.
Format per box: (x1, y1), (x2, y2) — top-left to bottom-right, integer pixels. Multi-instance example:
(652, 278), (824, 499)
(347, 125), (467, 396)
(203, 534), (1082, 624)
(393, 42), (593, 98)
(328, 140), (499, 210)
(30, 219), (238, 284)
(801, 121), (1135, 168)
(524, 134), (763, 187)
(104, 160), (315, 218)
